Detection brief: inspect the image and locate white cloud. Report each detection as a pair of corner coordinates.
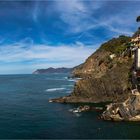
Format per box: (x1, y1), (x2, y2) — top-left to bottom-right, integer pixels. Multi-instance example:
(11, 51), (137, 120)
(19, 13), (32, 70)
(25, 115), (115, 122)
(0, 41), (96, 74)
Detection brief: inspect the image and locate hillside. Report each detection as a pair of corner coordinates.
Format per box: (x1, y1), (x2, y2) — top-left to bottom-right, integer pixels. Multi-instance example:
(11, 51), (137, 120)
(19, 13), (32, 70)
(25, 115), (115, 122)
(52, 35), (134, 103)
(72, 35), (131, 78)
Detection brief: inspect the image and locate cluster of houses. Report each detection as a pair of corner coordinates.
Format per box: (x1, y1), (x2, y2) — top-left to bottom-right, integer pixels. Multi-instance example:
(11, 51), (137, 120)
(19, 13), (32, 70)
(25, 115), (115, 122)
(131, 29), (140, 90)
(131, 31), (140, 48)
(131, 30), (140, 69)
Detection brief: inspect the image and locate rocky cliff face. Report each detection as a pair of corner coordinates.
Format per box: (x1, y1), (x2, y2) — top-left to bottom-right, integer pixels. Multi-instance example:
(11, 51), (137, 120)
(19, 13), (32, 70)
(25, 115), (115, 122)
(72, 50), (110, 78)
(71, 36), (133, 102)
(51, 35), (133, 103)
(72, 59), (132, 102)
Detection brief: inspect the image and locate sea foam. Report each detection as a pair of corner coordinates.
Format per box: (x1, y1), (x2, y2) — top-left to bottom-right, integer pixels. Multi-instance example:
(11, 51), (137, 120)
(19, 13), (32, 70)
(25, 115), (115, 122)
(45, 88), (66, 92)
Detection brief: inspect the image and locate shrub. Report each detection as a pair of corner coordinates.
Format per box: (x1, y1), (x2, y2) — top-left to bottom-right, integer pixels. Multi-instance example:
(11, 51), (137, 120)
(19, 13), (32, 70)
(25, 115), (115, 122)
(100, 35), (131, 55)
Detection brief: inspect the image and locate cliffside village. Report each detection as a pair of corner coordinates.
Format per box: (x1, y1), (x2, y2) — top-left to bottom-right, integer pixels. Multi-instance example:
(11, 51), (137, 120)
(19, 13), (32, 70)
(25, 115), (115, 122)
(131, 30), (140, 92)
(102, 28), (140, 121)
(131, 31), (140, 48)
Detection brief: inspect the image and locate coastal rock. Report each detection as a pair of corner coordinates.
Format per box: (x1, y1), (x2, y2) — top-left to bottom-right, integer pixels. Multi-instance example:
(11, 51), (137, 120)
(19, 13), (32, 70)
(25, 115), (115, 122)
(49, 96), (97, 103)
(102, 93), (140, 121)
(71, 105), (90, 113)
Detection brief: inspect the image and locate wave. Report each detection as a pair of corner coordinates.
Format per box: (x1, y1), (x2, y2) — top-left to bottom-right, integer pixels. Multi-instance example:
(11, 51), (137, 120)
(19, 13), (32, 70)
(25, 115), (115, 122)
(68, 78), (82, 82)
(62, 84), (74, 87)
(64, 77), (68, 79)
(45, 88), (66, 92)
(66, 90), (72, 94)
(68, 79), (76, 82)
(68, 109), (81, 117)
(45, 76), (72, 81)
(66, 85), (74, 87)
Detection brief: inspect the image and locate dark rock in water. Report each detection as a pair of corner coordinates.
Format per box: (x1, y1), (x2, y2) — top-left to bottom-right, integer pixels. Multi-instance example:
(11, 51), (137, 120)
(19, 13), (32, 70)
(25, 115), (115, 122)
(102, 92), (140, 121)
(69, 105), (103, 113)
(49, 96), (96, 103)
(33, 67), (73, 74)
(71, 105), (90, 113)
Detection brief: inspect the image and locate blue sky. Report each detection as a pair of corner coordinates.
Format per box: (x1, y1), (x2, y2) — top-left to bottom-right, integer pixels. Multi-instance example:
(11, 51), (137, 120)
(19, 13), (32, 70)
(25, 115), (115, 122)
(0, 0), (140, 74)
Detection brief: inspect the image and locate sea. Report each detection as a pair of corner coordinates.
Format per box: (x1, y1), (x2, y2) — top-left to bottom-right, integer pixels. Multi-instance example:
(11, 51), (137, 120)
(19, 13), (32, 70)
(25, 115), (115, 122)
(0, 73), (140, 139)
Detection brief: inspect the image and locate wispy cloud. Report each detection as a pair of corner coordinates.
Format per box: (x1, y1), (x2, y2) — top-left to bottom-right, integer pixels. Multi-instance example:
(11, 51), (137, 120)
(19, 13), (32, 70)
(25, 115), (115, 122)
(32, 1), (41, 23)
(54, 0), (99, 33)
(53, 0), (140, 36)
(0, 41), (96, 73)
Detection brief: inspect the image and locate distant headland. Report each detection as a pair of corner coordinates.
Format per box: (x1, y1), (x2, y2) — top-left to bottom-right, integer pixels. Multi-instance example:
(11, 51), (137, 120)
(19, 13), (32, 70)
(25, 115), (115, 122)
(32, 67), (73, 74)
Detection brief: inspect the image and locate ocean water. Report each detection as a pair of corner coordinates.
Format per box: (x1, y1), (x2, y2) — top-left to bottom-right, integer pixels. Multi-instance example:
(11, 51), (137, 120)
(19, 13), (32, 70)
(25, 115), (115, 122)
(0, 74), (140, 139)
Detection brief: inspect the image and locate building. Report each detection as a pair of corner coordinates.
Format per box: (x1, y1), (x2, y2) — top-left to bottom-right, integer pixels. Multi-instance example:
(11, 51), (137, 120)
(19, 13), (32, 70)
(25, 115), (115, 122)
(109, 54), (116, 59)
(131, 30), (140, 48)
(131, 30), (140, 70)
(135, 48), (140, 70)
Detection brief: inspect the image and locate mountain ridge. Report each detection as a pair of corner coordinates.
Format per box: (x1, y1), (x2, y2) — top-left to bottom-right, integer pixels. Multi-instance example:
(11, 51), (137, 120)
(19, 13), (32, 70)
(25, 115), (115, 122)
(33, 67), (73, 74)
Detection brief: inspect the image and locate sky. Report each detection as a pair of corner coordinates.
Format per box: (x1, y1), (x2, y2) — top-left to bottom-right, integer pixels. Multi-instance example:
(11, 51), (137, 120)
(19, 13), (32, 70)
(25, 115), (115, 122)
(0, 0), (140, 74)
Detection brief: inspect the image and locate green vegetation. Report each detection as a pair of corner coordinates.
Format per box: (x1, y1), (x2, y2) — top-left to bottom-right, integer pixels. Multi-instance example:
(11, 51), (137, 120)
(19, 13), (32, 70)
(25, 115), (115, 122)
(100, 35), (131, 55)
(136, 16), (140, 22)
(105, 55), (112, 64)
(133, 29), (140, 37)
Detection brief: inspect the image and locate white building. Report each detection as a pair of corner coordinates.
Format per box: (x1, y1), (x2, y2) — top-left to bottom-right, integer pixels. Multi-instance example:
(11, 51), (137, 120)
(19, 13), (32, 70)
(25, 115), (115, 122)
(131, 32), (140, 48)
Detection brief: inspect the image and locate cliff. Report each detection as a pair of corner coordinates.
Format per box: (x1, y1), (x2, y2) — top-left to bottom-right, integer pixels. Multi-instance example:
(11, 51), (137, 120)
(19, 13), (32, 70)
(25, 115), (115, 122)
(33, 67), (73, 74)
(51, 35), (133, 103)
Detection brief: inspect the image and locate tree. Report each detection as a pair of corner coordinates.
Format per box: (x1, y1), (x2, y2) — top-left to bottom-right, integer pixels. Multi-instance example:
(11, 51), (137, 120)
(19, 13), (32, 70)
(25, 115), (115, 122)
(136, 16), (140, 22)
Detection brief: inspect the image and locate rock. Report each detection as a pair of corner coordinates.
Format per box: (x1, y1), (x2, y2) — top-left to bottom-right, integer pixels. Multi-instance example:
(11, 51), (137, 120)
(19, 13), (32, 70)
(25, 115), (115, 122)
(70, 105), (103, 113)
(71, 105), (91, 113)
(49, 96), (97, 103)
(102, 94), (140, 121)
